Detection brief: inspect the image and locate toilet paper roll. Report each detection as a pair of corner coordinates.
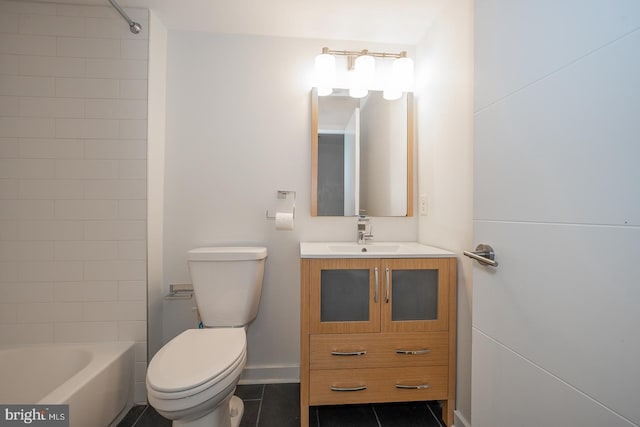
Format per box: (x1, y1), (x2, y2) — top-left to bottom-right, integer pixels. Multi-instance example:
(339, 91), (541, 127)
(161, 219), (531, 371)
(275, 212), (294, 230)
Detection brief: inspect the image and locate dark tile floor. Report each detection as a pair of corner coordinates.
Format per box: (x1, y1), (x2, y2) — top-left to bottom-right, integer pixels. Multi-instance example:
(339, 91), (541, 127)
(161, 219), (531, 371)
(118, 383), (445, 427)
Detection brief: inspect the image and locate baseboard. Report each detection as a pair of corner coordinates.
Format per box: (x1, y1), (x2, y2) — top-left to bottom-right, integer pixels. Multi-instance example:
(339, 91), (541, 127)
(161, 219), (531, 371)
(239, 364), (300, 384)
(454, 409), (471, 427)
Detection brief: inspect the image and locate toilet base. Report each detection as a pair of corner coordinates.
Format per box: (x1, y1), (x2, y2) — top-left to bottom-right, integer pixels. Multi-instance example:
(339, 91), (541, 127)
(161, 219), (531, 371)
(229, 396), (244, 427)
(173, 395), (244, 427)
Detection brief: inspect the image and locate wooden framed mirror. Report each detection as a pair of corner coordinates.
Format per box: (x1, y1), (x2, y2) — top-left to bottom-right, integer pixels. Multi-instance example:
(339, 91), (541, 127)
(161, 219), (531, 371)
(311, 88), (413, 217)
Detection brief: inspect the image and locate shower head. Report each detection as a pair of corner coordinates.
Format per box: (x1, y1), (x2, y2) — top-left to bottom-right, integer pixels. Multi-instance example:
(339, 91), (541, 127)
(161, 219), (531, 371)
(129, 21), (142, 34)
(108, 0), (142, 35)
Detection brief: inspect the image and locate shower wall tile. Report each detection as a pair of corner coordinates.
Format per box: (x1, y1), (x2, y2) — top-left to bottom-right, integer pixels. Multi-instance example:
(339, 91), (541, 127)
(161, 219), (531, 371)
(55, 159), (119, 180)
(118, 280), (146, 301)
(0, 1), (57, 16)
(12, 197), (49, 214)
(121, 39), (148, 60)
(55, 77), (120, 99)
(0, 138), (19, 158)
(84, 139), (146, 159)
(18, 55), (85, 77)
(19, 15), (85, 37)
(119, 79), (147, 99)
(19, 138), (84, 159)
(19, 97), (84, 118)
(0, 117), (55, 137)
(86, 58), (148, 79)
(55, 118), (120, 139)
(18, 179), (84, 199)
(0, 95), (19, 115)
(54, 200), (119, 220)
(0, 0), (148, 399)
(118, 200), (146, 219)
(56, 37), (121, 59)
(0, 55), (19, 74)
(0, 13), (18, 34)
(0, 34), (56, 56)
(54, 321), (118, 342)
(0, 75), (55, 96)
(85, 99), (147, 120)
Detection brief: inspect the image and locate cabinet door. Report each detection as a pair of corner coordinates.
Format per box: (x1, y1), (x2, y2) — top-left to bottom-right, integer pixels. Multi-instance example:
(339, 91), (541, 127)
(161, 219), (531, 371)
(381, 258), (452, 332)
(309, 258), (380, 333)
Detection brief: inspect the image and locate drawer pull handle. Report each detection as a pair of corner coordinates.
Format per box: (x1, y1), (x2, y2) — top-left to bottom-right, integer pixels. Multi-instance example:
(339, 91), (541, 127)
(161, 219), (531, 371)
(330, 385), (367, 392)
(331, 350), (367, 356)
(395, 349), (431, 355)
(395, 383), (430, 390)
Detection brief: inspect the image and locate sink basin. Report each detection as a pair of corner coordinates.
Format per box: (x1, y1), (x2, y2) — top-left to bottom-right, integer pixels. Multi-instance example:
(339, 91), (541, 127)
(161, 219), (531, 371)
(328, 244), (400, 254)
(300, 242), (456, 258)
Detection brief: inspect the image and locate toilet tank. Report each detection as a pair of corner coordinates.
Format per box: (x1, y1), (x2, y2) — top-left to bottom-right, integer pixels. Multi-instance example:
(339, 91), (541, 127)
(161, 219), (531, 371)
(187, 247), (267, 328)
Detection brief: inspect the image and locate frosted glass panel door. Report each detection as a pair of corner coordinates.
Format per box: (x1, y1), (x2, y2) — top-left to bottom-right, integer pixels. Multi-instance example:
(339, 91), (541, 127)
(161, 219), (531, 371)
(382, 258), (451, 333)
(309, 258), (380, 334)
(391, 270), (438, 321)
(320, 269), (369, 322)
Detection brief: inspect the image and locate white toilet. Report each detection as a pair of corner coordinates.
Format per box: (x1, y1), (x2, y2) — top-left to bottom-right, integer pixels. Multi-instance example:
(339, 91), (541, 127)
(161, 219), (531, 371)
(146, 246), (267, 427)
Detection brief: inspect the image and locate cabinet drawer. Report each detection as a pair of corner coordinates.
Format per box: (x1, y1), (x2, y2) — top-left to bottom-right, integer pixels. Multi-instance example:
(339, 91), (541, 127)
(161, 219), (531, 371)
(310, 332), (448, 369)
(309, 366), (448, 405)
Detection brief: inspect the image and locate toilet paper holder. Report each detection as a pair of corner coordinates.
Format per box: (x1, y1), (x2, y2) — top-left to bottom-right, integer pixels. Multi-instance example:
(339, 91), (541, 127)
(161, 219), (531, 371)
(265, 190), (296, 220)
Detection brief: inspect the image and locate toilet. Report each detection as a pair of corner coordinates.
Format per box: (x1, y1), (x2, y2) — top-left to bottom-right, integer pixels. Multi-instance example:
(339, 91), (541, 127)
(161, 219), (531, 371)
(146, 246), (267, 427)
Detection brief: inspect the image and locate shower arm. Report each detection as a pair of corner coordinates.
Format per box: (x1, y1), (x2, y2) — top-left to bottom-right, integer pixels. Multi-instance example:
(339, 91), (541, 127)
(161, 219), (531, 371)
(108, 0), (142, 34)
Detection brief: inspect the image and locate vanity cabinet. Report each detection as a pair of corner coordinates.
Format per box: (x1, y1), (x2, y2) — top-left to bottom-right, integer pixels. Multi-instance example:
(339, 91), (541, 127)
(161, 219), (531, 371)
(300, 254), (457, 427)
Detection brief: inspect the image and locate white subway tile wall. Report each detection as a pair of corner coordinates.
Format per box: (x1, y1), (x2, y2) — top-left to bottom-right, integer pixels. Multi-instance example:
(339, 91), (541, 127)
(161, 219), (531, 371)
(0, 1), (148, 402)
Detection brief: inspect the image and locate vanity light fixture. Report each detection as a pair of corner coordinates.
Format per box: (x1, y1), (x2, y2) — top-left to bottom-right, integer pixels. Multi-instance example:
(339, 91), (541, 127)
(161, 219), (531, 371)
(314, 47), (413, 99)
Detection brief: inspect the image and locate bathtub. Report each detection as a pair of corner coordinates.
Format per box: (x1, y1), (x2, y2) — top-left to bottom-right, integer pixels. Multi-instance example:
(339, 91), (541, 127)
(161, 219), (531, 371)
(0, 342), (134, 427)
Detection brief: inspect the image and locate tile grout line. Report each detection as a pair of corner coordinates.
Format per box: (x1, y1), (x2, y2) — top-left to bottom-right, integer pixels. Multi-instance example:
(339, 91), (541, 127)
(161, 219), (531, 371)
(130, 405), (148, 427)
(426, 403), (444, 427)
(372, 404), (383, 427)
(254, 384), (266, 427)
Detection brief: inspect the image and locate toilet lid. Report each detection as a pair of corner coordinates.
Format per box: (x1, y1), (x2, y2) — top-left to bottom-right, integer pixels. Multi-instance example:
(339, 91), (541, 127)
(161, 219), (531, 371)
(147, 328), (246, 393)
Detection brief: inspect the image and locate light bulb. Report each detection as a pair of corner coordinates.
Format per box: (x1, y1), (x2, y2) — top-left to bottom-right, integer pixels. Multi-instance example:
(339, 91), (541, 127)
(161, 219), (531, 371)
(315, 49), (335, 96)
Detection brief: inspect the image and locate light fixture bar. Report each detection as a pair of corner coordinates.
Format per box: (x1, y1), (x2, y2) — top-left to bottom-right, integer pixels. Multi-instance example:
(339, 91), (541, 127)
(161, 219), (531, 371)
(322, 48), (408, 60)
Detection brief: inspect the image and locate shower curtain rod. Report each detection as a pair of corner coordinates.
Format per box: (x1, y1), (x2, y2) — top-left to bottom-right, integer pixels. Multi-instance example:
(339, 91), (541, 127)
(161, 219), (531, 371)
(108, 0), (142, 34)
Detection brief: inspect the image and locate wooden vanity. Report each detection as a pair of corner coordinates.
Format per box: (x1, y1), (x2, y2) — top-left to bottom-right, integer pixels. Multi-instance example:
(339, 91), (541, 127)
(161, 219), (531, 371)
(299, 242), (457, 427)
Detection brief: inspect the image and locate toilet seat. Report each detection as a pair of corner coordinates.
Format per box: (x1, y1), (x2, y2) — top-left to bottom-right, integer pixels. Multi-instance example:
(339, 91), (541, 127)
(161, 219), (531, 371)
(147, 328), (246, 399)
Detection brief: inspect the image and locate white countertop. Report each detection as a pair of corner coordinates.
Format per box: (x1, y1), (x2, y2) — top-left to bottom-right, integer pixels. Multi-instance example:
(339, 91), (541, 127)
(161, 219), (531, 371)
(300, 241), (456, 258)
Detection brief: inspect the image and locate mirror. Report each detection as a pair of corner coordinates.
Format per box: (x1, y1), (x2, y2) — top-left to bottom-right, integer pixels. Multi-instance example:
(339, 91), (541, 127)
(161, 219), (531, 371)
(311, 88), (413, 217)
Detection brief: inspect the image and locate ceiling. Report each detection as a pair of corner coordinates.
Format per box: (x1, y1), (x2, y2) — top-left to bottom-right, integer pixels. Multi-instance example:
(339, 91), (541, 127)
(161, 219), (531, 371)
(35, 0), (446, 45)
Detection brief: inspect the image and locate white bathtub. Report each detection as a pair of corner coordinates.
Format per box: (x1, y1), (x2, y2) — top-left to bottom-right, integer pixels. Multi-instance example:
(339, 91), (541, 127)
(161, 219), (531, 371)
(0, 342), (135, 427)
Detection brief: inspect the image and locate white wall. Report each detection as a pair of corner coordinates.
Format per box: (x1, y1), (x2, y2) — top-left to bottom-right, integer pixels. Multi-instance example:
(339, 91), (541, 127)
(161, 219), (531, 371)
(0, 0), (149, 403)
(416, 1), (474, 425)
(161, 31), (417, 382)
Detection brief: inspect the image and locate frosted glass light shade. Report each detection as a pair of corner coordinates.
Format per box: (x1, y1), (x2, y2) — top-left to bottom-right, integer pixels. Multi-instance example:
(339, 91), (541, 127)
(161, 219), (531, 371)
(315, 53), (336, 96)
(383, 56), (413, 101)
(392, 56), (414, 91)
(349, 54), (375, 98)
(349, 87), (368, 98)
(383, 89), (402, 101)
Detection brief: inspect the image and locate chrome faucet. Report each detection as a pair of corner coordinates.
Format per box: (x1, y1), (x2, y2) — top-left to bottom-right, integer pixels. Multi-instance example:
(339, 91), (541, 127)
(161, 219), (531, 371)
(357, 215), (374, 244)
